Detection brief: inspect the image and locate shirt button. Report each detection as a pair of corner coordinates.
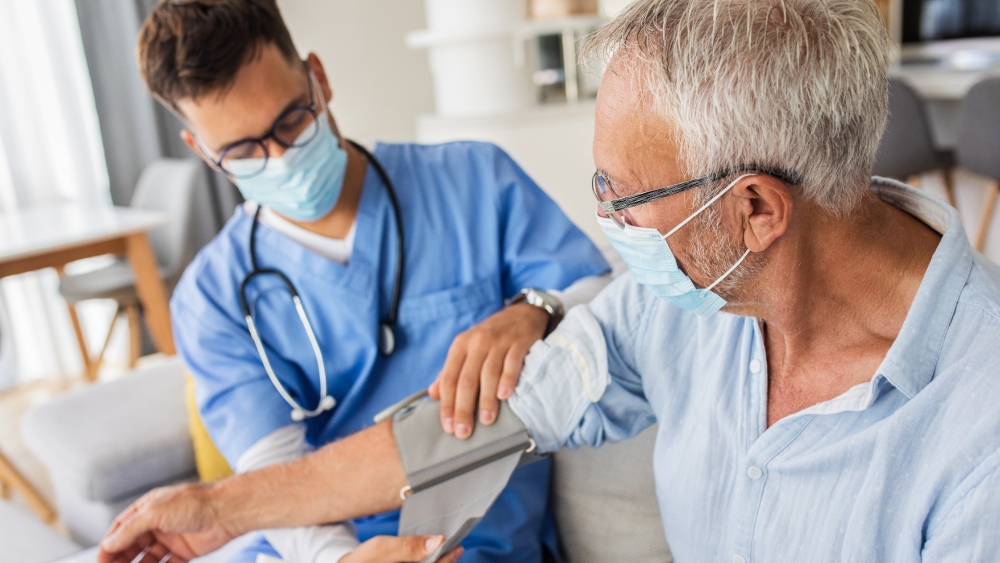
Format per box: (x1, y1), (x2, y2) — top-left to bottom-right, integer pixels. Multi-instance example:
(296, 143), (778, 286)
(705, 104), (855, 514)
(747, 466), (763, 480)
(732, 555), (746, 563)
(749, 359), (762, 373)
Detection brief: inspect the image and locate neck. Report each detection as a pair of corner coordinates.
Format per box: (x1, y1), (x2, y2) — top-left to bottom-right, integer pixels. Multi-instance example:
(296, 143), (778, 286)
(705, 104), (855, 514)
(280, 140), (367, 239)
(731, 190), (941, 422)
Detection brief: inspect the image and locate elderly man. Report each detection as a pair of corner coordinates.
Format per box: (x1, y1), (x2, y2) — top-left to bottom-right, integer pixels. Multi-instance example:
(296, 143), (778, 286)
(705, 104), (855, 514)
(100, 0), (1000, 561)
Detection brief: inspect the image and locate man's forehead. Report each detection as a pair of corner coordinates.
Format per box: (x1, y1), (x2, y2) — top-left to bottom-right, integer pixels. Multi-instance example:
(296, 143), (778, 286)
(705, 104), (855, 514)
(177, 45), (307, 149)
(593, 59), (680, 192)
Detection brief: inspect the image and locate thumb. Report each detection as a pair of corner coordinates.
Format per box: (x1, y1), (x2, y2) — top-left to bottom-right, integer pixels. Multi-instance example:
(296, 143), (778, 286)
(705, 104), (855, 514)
(395, 535), (445, 560)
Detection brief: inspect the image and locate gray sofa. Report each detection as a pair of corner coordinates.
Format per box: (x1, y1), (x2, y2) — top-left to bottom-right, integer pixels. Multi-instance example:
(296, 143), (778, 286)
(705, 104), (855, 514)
(21, 358), (671, 562)
(0, 499), (81, 563)
(20, 358), (197, 546)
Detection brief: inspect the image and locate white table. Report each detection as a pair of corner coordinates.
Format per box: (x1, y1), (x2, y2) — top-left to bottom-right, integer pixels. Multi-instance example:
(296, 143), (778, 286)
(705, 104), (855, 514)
(0, 202), (176, 524)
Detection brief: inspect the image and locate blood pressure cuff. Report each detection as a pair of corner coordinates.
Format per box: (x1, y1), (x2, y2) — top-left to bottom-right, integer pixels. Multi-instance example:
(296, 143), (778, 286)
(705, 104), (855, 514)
(392, 398), (543, 562)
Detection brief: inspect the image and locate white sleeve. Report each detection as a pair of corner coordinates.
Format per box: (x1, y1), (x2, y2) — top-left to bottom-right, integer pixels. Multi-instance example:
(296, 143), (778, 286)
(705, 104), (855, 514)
(237, 425), (361, 563)
(548, 272), (614, 311)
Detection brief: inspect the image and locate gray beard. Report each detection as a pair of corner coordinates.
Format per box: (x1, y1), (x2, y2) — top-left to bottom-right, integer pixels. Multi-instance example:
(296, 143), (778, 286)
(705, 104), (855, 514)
(684, 192), (762, 301)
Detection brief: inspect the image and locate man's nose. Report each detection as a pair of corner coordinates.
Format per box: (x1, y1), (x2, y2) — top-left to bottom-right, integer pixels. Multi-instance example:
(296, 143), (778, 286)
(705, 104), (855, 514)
(264, 138), (288, 158)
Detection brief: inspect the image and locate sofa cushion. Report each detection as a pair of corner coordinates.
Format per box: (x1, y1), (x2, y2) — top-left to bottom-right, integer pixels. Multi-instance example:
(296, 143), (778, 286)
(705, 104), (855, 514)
(20, 357), (195, 503)
(550, 424), (672, 563)
(0, 500), (81, 563)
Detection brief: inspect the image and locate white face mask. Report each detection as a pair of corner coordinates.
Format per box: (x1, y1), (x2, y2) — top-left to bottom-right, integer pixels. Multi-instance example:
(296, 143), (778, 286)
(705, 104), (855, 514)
(598, 175), (752, 315)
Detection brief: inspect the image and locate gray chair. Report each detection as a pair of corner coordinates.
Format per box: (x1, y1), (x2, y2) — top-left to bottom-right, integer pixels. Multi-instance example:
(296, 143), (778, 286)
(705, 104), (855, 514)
(956, 77), (1000, 253)
(59, 158), (210, 380)
(873, 78), (957, 208)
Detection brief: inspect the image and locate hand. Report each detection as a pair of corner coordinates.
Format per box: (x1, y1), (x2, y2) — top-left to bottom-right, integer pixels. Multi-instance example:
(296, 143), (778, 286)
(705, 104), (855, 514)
(340, 535), (464, 563)
(429, 302), (548, 439)
(98, 483), (238, 563)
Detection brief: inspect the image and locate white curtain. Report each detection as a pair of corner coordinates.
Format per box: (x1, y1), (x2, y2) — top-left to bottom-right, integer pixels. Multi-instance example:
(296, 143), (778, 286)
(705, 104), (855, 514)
(0, 0), (112, 384)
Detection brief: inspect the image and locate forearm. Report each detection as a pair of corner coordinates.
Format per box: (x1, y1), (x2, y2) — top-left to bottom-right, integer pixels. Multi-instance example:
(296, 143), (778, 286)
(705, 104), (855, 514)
(210, 420), (406, 536)
(236, 425), (360, 562)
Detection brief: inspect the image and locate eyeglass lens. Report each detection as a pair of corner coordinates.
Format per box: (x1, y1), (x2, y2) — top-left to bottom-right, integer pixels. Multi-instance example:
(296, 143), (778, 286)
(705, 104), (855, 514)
(593, 172), (634, 227)
(220, 106), (321, 178)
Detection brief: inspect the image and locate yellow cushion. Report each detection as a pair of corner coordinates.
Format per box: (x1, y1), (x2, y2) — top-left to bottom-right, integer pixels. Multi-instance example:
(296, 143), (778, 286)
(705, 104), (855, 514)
(184, 372), (233, 482)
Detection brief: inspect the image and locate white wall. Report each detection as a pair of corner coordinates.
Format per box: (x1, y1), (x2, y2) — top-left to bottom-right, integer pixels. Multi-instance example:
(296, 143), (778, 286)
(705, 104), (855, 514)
(417, 103), (602, 241)
(277, 0), (605, 241)
(277, 0), (435, 142)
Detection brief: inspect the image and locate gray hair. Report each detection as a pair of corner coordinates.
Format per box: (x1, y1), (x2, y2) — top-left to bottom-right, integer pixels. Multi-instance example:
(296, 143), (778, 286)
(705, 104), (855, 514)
(583, 0), (894, 215)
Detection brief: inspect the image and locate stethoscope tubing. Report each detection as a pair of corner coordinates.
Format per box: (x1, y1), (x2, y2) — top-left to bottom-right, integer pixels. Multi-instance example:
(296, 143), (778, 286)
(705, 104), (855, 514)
(238, 140), (404, 420)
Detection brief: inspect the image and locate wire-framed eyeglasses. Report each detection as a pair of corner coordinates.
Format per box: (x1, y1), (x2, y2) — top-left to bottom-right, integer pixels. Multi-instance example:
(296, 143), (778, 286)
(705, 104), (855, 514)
(197, 65), (323, 179)
(592, 164), (803, 229)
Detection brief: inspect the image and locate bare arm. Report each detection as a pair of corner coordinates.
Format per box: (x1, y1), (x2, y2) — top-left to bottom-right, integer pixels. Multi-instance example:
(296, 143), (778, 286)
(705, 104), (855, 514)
(99, 420), (407, 561)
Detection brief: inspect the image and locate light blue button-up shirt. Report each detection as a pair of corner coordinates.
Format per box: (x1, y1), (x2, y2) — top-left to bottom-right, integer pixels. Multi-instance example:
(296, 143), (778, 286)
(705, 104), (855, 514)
(509, 178), (1000, 562)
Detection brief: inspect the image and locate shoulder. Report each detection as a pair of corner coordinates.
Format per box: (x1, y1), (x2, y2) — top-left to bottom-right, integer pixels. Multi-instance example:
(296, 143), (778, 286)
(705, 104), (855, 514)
(589, 274), (751, 355)
(958, 254), (1000, 324)
(374, 141), (512, 180)
(170, 207), (251, 326)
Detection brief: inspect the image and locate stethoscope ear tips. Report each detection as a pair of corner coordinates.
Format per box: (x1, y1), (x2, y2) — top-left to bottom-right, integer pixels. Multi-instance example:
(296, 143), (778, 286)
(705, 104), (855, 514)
(291, 409), (306, 422)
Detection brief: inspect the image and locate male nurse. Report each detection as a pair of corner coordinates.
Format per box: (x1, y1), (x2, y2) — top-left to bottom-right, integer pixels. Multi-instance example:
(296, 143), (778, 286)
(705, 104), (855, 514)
(135, 1), (609, 562)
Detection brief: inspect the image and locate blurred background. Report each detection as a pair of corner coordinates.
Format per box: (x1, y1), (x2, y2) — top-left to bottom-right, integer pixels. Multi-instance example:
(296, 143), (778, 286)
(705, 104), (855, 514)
(3, 0), (1000, 561)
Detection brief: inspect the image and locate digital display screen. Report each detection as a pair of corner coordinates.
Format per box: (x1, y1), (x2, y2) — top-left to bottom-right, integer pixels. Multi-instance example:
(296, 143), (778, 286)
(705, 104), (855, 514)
(902, 0), (1000, 42)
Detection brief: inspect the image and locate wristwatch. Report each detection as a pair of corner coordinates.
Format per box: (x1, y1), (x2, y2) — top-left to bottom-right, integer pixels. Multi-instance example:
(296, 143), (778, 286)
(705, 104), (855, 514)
(509, 288), (565, 336)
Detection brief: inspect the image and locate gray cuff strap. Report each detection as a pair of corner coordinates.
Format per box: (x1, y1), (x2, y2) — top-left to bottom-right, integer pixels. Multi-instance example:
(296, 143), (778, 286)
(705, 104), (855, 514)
(392, 399), (540, 562)
(392, 399), (536, 495)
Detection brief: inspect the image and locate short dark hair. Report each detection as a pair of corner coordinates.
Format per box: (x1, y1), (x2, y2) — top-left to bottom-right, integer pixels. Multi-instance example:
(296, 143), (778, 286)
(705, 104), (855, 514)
(137, 0), (299, 111)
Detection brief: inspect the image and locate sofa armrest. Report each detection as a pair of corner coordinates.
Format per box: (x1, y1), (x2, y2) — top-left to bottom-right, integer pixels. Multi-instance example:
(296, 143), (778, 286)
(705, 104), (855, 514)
(21, 357), (195, 504)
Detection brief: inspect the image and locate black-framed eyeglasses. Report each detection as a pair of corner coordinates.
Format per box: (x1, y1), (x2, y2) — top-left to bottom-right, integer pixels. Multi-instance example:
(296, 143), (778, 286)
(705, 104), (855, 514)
(197, 65), (322, 179)
(592, 164), (803, 229)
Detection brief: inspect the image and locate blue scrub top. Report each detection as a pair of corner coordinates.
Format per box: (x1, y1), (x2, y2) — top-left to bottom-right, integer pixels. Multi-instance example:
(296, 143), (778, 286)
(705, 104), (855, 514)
(171, 141), (609, 562)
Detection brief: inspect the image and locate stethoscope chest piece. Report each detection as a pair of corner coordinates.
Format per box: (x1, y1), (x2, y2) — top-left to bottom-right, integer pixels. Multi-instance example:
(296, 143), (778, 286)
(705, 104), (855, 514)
(379, 323), (396, 356)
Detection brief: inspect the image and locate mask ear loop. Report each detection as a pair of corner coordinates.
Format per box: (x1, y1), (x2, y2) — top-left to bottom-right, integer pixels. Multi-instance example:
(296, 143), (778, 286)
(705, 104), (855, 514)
(663, 174), (754, 239)
(655, 172), (756, 297)
(702, 248), (751, 295)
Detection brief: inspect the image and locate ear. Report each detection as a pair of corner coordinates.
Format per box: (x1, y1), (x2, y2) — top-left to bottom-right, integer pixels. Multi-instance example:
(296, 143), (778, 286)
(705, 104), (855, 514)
(180, 129), (220, 172)
(306, 52), (333, 104)
(730, 175), (793, 253)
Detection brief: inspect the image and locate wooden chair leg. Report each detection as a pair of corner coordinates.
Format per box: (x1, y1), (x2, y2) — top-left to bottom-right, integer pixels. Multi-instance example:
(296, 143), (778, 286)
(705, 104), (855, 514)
(64, 302), (96, 381)
(0, 477), (10, 499)
(90, 304), (123, 380)
(941, 168), (958, 211)
(974, 180), (1000, 253)
(0, 452), (55, 524)
(126, 304), (142, 368)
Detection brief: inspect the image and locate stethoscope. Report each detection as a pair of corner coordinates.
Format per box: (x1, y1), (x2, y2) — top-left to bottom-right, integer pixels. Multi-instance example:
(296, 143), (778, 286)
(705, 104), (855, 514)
(238, 140), (405, 421)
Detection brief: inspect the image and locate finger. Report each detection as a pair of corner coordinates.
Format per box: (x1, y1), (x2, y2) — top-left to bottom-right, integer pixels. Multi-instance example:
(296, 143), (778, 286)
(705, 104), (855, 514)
(477, 349), (504, 425)
(497, 343), (529, 400)
(437, 339), (468, 434)
(440, 546), (465, 563)
(453, 342), (489, 439)
(97, 544), (142, 563)
(144, 542), (172, 562)
(428, 379), (440, 400)
(101, 509), (154, 553)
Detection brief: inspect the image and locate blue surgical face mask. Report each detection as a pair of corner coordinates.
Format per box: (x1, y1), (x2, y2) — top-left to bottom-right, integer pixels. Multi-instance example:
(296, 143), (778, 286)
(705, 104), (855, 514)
(598, 174), (752, 315)
(228, 108), (347, 222)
